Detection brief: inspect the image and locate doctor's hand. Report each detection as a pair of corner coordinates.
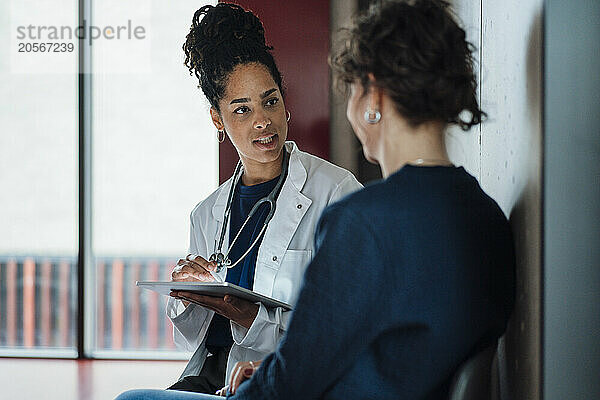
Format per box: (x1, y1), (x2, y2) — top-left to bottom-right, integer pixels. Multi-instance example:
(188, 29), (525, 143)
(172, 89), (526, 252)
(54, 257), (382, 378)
(169, 292), (259, 329)
(216, 360), (262, 396)
(171, 254), (218, 282)
(170, 254), (218, 307)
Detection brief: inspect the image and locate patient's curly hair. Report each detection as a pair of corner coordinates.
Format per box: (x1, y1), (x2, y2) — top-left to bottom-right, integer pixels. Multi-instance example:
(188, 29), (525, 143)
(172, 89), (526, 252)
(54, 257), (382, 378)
(183, 3), (284, 112)
(331, 0), (484, 130)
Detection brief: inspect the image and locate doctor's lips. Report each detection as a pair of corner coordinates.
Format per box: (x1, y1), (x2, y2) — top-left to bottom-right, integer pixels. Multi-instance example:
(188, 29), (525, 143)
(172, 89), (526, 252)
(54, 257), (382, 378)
(253, 133), (279, 149)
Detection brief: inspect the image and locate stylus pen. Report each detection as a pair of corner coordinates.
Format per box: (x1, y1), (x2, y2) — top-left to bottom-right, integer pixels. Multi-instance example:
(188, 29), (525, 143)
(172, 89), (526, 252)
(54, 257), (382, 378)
(209, 269), (224, 283)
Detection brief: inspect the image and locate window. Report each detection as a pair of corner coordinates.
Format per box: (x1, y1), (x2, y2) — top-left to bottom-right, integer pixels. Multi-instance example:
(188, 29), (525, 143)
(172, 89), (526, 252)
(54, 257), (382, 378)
(0, 0), (78, 356)
(0, 0), (218, 359)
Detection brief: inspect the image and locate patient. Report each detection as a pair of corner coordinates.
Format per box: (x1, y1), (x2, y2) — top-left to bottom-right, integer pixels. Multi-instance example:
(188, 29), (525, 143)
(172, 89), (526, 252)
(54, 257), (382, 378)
(116, 0), (515, 399)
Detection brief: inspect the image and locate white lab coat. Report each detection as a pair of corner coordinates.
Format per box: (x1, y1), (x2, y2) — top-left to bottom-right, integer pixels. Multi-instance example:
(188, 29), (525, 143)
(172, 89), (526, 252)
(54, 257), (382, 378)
(166, 141), (362, 382)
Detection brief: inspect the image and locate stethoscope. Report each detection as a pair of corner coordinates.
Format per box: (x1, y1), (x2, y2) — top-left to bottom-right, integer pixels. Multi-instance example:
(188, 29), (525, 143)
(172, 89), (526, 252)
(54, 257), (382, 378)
(209, 148), (290, 273)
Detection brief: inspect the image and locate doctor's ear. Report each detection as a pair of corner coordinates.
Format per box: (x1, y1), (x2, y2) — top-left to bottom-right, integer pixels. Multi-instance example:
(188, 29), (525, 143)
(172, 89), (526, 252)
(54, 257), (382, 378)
(210, 107), (224, 131)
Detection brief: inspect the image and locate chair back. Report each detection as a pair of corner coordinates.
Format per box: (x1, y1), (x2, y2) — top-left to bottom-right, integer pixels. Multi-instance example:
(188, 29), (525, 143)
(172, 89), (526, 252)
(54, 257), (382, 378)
(448, 343), (500, 400)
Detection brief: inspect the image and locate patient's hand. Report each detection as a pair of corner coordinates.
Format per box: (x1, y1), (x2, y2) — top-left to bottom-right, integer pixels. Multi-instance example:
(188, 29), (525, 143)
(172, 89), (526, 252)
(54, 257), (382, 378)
(219, 360), (262, 395)
(215, 385), (229, 397)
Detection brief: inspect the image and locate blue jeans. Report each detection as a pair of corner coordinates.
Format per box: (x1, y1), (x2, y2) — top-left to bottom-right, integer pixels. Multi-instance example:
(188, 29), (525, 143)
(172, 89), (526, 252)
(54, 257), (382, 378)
(115, 389), (224, 400)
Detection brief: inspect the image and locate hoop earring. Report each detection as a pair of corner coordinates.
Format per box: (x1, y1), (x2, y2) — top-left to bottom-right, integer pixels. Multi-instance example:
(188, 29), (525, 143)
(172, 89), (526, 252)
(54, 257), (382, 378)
(286, 110), (291, 122)
(364, 109), (381, 124)
(217, 130), (225, 143)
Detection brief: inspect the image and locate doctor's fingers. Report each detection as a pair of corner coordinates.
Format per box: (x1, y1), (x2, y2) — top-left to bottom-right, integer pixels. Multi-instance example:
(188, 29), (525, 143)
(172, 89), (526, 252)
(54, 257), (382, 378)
(186, 254), (218, 272)
(175, 256), (216, 274)
(172, 262), (214, 282)
(175, 293), (228, 314)
(174, 255), (213, 270)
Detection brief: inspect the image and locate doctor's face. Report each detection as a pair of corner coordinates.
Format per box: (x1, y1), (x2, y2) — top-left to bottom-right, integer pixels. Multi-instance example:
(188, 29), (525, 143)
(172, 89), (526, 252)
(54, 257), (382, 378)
(212, 62), (288, 169)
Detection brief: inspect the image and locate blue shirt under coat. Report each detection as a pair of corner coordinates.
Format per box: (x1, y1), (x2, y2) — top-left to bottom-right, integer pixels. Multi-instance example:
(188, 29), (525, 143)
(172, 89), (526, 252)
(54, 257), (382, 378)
(205, 175), (280, 349)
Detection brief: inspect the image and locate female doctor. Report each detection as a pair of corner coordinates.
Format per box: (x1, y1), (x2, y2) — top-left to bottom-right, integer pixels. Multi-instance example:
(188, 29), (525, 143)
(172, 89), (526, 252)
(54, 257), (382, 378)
(164, 3), (361, 395)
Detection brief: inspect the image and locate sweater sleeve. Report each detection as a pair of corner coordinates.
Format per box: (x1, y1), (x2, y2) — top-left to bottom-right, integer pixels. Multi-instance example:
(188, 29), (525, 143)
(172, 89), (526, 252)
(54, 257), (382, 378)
(233, 203), (390, 400)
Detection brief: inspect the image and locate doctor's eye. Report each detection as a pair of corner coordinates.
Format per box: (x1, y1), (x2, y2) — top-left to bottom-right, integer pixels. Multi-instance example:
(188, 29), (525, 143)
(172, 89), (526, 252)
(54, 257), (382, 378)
(234, 105), (251, 114)
(265, 97), (279, 107)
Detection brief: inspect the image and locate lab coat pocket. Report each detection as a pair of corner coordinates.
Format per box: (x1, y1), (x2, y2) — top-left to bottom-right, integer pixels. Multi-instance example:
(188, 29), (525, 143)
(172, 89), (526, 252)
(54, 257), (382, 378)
(272, 249), (312, 306)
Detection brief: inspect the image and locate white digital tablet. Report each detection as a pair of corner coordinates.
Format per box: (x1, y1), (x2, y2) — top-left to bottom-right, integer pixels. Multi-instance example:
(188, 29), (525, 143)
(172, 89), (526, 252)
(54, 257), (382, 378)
(136, 281), (292, 311)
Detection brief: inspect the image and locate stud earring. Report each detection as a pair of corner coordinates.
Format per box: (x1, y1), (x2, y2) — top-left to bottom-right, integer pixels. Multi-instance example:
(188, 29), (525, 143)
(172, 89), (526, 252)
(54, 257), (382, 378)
(217, 130), (225, 143)
(364, 109), (381, 124)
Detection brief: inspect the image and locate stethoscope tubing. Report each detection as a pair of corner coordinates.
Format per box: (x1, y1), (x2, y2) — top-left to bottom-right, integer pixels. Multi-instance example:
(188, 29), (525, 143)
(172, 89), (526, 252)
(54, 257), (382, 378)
(212, 148), (290, 272)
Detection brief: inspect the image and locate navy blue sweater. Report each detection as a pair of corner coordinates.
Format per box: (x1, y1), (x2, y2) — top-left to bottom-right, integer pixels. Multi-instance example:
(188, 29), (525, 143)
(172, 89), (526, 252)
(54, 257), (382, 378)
(233, 165), (515, 400)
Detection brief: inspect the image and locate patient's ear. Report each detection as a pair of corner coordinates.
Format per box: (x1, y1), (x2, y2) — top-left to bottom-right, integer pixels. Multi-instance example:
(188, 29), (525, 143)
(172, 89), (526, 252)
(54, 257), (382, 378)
(366, 75), (384, 113)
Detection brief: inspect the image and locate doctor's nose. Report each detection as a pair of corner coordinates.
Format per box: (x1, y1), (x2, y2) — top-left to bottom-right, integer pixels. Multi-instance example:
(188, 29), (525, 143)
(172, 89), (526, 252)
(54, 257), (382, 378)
(253, 115), (271, 130)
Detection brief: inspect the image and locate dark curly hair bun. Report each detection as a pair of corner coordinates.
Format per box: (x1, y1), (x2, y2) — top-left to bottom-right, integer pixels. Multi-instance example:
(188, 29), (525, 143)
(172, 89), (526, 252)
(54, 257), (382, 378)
(183, 3), (283, 111)
(332, 0), (485, 131)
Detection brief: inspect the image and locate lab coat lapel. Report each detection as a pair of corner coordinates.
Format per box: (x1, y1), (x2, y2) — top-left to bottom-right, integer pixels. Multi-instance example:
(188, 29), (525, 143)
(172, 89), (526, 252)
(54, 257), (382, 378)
(210, 176), (233, 280)
(253, 143), (312, 297)
(211, 176), (233, 224)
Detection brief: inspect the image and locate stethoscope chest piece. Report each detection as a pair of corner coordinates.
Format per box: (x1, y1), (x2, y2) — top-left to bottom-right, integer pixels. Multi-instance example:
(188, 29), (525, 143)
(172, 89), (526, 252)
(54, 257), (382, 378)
(209, 252), (231, 273)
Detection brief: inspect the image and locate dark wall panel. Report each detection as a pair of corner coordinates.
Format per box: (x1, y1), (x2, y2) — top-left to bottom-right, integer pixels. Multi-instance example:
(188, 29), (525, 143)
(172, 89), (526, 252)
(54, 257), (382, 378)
(219, 0), (330, 182)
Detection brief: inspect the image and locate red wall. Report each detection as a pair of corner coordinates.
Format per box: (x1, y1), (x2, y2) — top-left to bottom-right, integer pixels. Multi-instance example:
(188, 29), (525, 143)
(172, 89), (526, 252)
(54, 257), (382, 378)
(219, 0), (330, 182)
